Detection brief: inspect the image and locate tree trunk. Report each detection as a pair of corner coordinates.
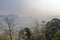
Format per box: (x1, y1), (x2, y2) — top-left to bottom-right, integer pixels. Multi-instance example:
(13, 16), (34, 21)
(18, 34), (21, 40)
(10, 31), (12, 40)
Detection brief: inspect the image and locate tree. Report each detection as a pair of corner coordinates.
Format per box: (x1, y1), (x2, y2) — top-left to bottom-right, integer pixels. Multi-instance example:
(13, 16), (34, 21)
(45, 18), (60, 40)
(31, 20), (46, 40)
(4, 17), (16, 40)
(52, 30), (60, 40)
(35, 20), (40, 33)
(24, 27), (32, 40)
(18, 29), (25, 40)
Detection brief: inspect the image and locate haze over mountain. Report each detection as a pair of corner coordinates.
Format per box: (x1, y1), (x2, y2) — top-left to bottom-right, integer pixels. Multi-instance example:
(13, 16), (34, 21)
(0, 14), (39, 30)
(0, 14), (60, 30)
(0, 0), (60, 21)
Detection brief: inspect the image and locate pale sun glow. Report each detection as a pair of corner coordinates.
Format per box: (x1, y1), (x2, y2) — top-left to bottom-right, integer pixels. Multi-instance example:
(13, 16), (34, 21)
(41, 0), (60, 11)
(28, 0), (60, 11)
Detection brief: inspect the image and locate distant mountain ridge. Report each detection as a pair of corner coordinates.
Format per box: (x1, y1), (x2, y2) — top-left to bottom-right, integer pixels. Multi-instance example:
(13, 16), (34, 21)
(0, 14), (60, 29)
(0, 14), (37, 29)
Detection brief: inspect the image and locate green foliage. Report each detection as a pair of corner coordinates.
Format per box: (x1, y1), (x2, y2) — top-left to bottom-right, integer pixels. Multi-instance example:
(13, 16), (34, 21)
(45, 18), (60, 40)
(52, 30), (60, 40)
(24, 27), (32, 40)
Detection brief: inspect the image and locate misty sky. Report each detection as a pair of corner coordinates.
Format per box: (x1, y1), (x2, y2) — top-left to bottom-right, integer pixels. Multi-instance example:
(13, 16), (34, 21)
(0, 0), (60, 18)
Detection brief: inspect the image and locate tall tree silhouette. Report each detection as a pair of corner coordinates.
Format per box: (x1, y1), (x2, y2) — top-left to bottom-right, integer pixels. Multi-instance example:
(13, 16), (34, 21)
(45, 18), (60, 40)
